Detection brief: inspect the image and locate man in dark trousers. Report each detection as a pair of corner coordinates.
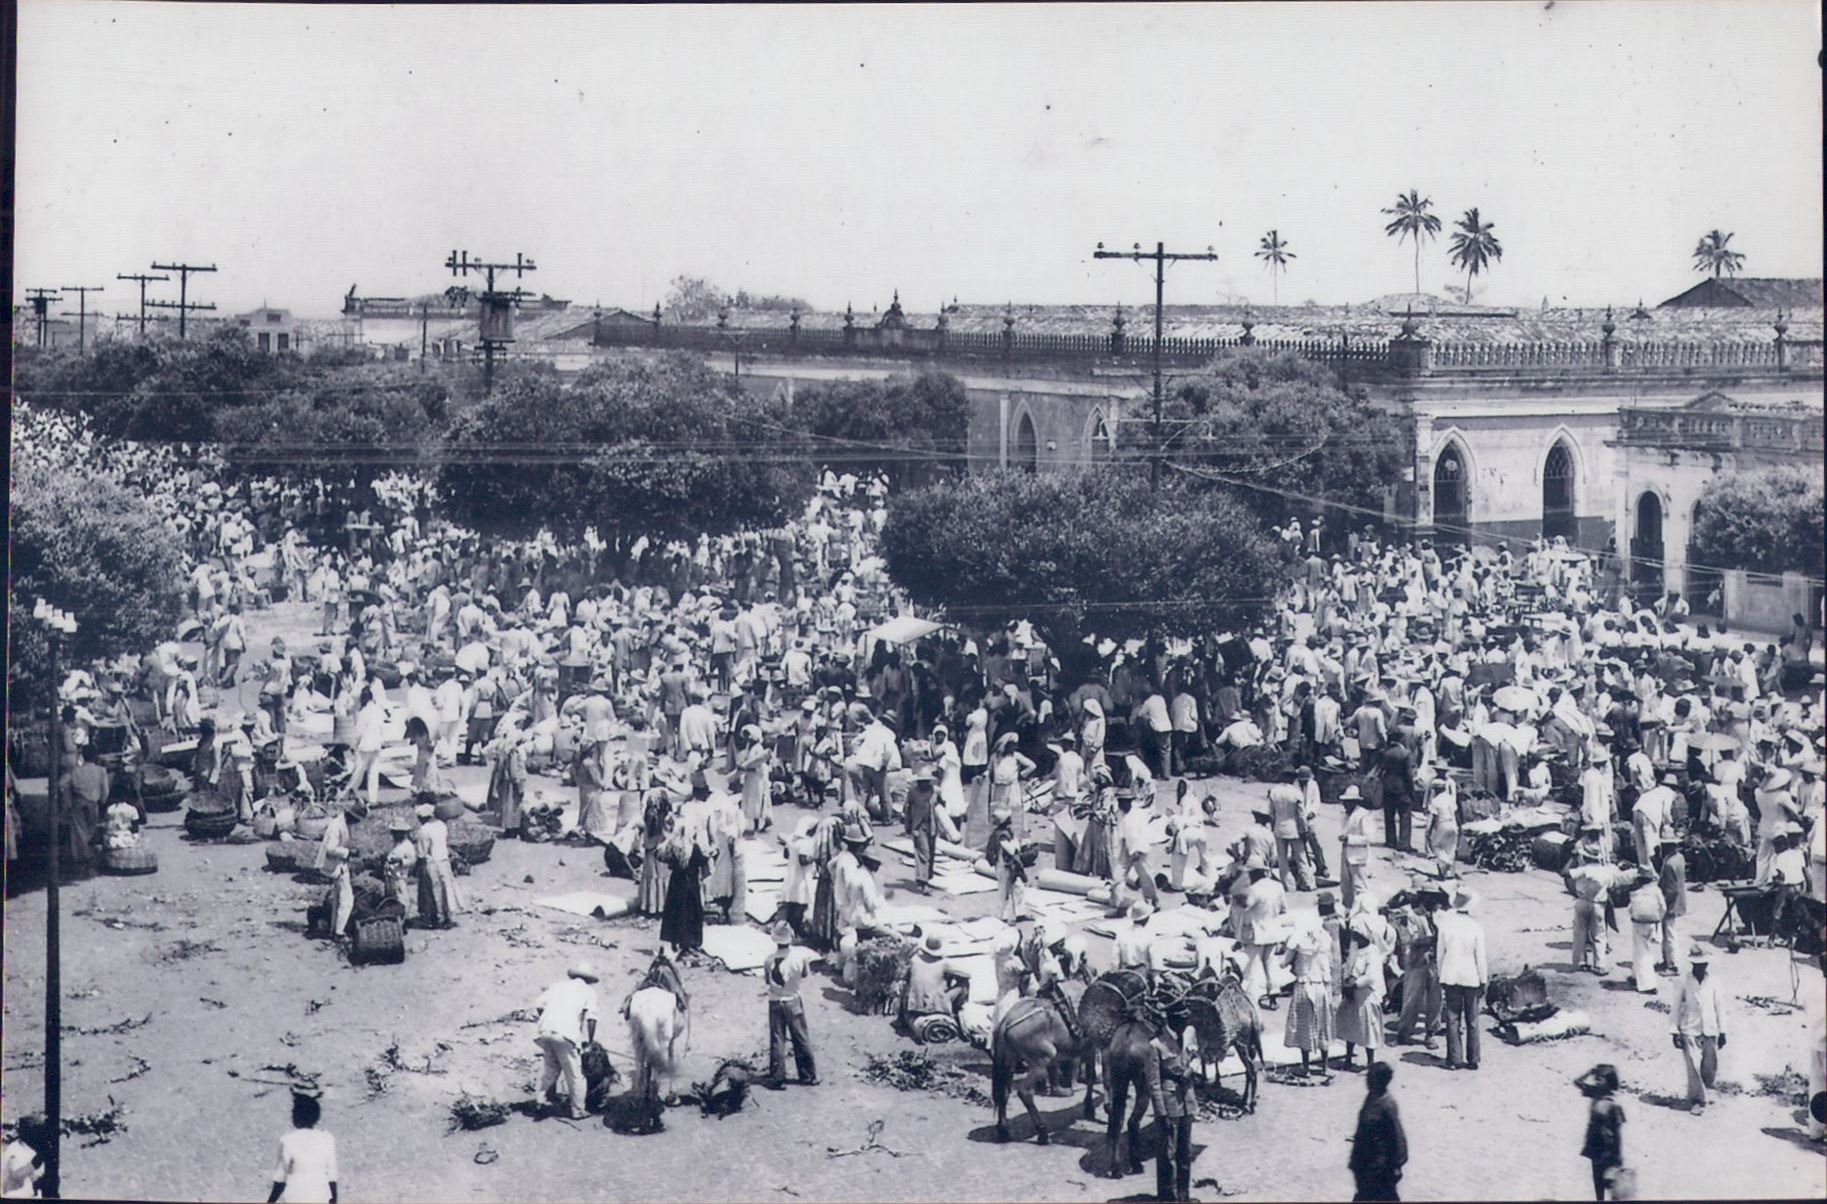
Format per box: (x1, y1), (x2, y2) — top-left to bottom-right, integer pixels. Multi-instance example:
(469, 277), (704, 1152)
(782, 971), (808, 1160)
(1349, 1061), (1408, 1201)
(762, 924), (819, 1090)
(1379, 723), (1417, 853)
(1144, 1013), (1197, 1202)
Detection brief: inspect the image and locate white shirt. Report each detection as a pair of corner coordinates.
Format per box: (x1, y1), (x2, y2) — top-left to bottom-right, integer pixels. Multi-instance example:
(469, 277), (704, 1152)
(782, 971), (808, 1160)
(272, 1128), (338, 1203)
(1434, 908), (1488, 988)
(534, 977), (600, 1046)
(1671, 973), (1727, 1038)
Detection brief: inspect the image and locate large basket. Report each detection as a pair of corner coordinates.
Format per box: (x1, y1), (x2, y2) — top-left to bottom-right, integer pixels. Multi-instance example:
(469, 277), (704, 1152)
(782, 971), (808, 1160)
(431, 794), (466, 823)
(139, 767), (192, 812)
(449, 821), (496, 866)
(185, 808), (240, 840)
(101, 846), (159, 876)
(350, 915), (406, 965)
(294, 810), (334, 841)
(1078, 969), (1151, 1044)
(266, 841), (323, 875)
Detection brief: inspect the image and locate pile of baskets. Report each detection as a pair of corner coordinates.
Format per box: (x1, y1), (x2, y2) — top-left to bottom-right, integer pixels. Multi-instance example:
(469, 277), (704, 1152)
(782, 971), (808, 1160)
(139, 766), (193, 813)
(184, 789), (241, 840)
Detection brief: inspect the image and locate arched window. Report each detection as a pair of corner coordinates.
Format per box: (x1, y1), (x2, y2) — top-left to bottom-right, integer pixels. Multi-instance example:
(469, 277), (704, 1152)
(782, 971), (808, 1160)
(1088, 409), (1114, 463)
(1013, 411), (1039, 473)
(1433, 445), (1468, 542)
(1542, 440), (1576, 543)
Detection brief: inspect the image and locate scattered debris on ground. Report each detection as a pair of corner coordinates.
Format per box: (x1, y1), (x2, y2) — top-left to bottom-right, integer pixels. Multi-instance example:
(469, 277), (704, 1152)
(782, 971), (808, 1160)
(1752, 1068), (1809, 1103)
(473, 1143), (499, 1165)
(199, 997), (228, 1010)
(860, 1050), (990, 1107)
(826, 1117), (902, 1159)
(305, 998), (329, 1015)
(1740, 995), (1802, 1016)
(61, 1099), (127, 1148)
(69, 1013), (153, 1037)
(109, 1055), (151, 1084)
(460, 1009), (536, 1030)
(153, 939), (222, 964)
(450, 1093), (511, 1132)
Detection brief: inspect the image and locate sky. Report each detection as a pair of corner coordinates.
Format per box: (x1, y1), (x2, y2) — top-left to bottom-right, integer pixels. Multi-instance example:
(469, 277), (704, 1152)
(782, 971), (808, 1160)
(13, 1), (1824, 319)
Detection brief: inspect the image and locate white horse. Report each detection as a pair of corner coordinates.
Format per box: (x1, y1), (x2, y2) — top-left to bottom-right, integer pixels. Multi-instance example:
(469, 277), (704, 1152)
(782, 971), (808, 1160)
(624, 952), (691, 1131)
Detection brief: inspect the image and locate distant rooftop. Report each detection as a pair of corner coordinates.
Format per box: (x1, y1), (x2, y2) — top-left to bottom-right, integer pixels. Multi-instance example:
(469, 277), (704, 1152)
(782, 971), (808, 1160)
(1658, 277), (1823, 310)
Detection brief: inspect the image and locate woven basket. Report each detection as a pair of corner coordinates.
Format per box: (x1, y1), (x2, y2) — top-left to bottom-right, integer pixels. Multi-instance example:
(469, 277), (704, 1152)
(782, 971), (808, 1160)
(140, 767), (192, 812)
(185, 808), (240, 840)
(432, 795), (466, 823)
(351, 915), (406, 965)
(1077, 969), (1150, 1044)
(101, 846), (159, 876)
(449, 823), (496, 866)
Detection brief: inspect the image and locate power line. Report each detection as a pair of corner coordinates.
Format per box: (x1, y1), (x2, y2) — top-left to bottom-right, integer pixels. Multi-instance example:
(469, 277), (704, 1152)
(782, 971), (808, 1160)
(146, 261), (218, 338)
(1093, 239), (1219, 490)
(445, 250), (537, 394)
(59, 286), (105, 355)
(23, 288), (61, 347)
(117, 272), (170, 337)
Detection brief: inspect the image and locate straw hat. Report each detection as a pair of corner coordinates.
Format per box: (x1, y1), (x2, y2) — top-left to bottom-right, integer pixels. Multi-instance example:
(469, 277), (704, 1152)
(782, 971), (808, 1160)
(567, 960), (601, 983)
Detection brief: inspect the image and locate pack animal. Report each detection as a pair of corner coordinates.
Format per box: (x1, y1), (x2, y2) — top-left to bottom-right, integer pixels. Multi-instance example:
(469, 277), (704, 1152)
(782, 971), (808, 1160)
(623, 950), (691, 1132)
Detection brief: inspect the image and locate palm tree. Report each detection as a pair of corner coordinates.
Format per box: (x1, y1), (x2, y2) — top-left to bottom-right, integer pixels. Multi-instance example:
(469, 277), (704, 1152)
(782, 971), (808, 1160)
(1255, 230), (1295, 304)
(1381, 190), (1442, 295)
(1691, 229), (1745, 278)
(1448, 207), (1503, 303)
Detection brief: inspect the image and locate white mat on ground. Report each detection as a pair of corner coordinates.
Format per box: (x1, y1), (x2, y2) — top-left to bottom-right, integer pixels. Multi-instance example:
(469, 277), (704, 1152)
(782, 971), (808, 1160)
(876, 900), (950, 929)
(952, 953), (999, 1003)
(931, 867), (998, 896)
(701, 925), (776, 973)
(745, 886), (783, 924)
(740, 840), (789, 883)
(534, 890), (636, 920)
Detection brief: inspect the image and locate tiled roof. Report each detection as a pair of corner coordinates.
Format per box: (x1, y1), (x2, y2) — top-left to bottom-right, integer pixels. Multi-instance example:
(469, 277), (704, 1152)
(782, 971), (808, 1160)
(1659, 277), (1824, 310)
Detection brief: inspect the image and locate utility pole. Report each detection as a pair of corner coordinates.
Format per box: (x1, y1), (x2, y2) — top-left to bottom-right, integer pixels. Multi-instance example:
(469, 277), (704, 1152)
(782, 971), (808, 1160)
(24, 289), (61, 347)
(445, 250), (536, 393)
(147, 261), (218, 339)
(1092, 240), (1219, 489)
(117, 272), (170, 338)
(60, 286), (104, 355)
(32, 600), (77, 1199)
(419, 300), (430, 374)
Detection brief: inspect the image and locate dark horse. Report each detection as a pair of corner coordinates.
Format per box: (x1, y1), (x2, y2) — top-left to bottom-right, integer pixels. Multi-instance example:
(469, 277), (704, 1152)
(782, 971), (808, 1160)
(1098, 1015), (1162, 1179)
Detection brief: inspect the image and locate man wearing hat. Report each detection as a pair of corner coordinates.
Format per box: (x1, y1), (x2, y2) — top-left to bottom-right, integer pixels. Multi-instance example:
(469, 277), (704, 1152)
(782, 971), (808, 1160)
(845, 709), (901, 824)
(1240, 858), (1288, 1008)
(1295, 764), (1332, 881)
(762, 924), (820, 1089)
(1337, 785), (1376, 910)
(832, 819), (886, 983)
(1268, 775), (1314, 892)
(1115, 900), (1158, 972)
(1392, 885), (1446, 1050)
(1752, 767), (1799, 886)
(1632, 771), (1680, 869)
(899, 933), (969, 1038)
(533, 961), (601, 1120)
(1435, 884), (1488, 1071)
(1670, 944), (1727, 1114)
(903, 767), (941, 892)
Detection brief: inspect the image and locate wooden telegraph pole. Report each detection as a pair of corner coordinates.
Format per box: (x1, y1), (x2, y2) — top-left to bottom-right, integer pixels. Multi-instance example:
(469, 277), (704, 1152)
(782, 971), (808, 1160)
(146, 261), (218, 338)
(59, 286), (104, 355)
(1092, 240), (1219, 489)
(117, 272), (170, 338)
(445, 250), (536, 393)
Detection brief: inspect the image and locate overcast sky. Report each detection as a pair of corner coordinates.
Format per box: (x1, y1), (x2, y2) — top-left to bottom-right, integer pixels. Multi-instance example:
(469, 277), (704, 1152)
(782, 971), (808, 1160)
(14, 1), (1823, 318)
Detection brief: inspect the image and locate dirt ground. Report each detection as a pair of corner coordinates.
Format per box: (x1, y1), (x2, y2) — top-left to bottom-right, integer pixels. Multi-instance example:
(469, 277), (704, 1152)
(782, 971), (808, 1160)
(5, 603), (1823, 1202)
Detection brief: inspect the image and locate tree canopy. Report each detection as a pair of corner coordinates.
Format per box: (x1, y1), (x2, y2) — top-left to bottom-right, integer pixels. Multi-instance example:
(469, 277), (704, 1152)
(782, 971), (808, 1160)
(1155, 347), (1408, 528)
(435, 352), (815, 549)
(788, 370), (969, 486)
(10, 462), (190, 707)
(880, 468), (1278, 670)
(1689, 466), (1824, 579)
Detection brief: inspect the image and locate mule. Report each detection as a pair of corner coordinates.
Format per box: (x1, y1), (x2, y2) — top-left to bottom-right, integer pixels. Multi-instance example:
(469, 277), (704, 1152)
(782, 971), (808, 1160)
(624, 950), (691, 1133)
(990, 980), (1099, 1144)
(1181, 964), (1266, 1113)
(1098, 1017), (1160, 1178)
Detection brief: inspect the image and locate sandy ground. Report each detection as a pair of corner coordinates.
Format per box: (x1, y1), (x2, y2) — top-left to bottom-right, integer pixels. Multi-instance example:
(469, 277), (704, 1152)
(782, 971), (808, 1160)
(5, 603), (1824, 1202)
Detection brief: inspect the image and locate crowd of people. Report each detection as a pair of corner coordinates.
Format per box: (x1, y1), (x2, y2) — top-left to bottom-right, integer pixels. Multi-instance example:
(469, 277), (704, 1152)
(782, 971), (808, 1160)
(10, 399), (1826, 1202)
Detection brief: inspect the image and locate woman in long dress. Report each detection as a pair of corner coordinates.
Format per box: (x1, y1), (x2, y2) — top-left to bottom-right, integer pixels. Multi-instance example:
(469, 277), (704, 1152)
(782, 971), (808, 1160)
(1281, 916), (1336, 1079)
(808, 814), (844, 951)
(486, 734), (528, 834)
(574, 737), (613, 843)
(735, 725), (772, 834)
(1075, 772), (1116, 879)
(1079, 698), (1107, 771)
(636, 789), (674, 916)
(779, 816), (820, 938)
(929, 724), (967, 839)
(659, 810), (711, 954)
(1334, 924), (1385, 1071)
(986, 734), (1036, 842)
(703, 788), (747, 924)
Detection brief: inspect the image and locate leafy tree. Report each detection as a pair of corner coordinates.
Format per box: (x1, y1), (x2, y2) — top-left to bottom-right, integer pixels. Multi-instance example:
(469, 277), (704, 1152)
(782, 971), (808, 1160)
(880, 469), (1278, 677)
(1691, 229), (1746, 278)
(1689, 467), (1824, 578)
(1153, 347), (1409, 527)
(788, 371), (969, 487)
(9, 462), (189, 708)
(1255, 230), (1295, 305)
(1381, 189), (1441, 295)
(436, 352), (815, 552)
(1448, 207), (1503, 302)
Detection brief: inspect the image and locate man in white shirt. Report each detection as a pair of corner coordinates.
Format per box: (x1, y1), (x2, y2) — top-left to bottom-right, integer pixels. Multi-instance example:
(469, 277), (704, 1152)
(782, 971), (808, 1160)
(1633, 772), (1680, 867)
(1267, 779), (1313, 892)
(1050, 735), (1087, 869)
(1435, 886), (1489, 1071)
(762, 926), (820, 1088)
(533, 961), (601, 1120)
(1137, 690), (1174, 781)
(1114, 900), (1159, 971)
(845, 711), (901, 823)
(1670, 947), (1727, 1113)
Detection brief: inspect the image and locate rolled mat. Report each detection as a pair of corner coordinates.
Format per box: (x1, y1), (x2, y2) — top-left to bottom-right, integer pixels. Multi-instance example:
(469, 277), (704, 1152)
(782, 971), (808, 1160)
(910, 1013), (962, 1045)
(1033, 867), (1104, 897)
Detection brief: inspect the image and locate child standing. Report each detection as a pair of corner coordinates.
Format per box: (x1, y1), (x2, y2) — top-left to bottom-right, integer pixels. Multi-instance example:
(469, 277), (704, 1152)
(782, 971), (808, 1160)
(1577, 1063), (1627, 1200)
(268, 1092), (338, 1203)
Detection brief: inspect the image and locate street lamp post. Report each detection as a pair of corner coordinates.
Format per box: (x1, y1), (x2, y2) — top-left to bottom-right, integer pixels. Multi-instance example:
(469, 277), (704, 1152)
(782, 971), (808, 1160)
(32, 598), (78, 1200)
